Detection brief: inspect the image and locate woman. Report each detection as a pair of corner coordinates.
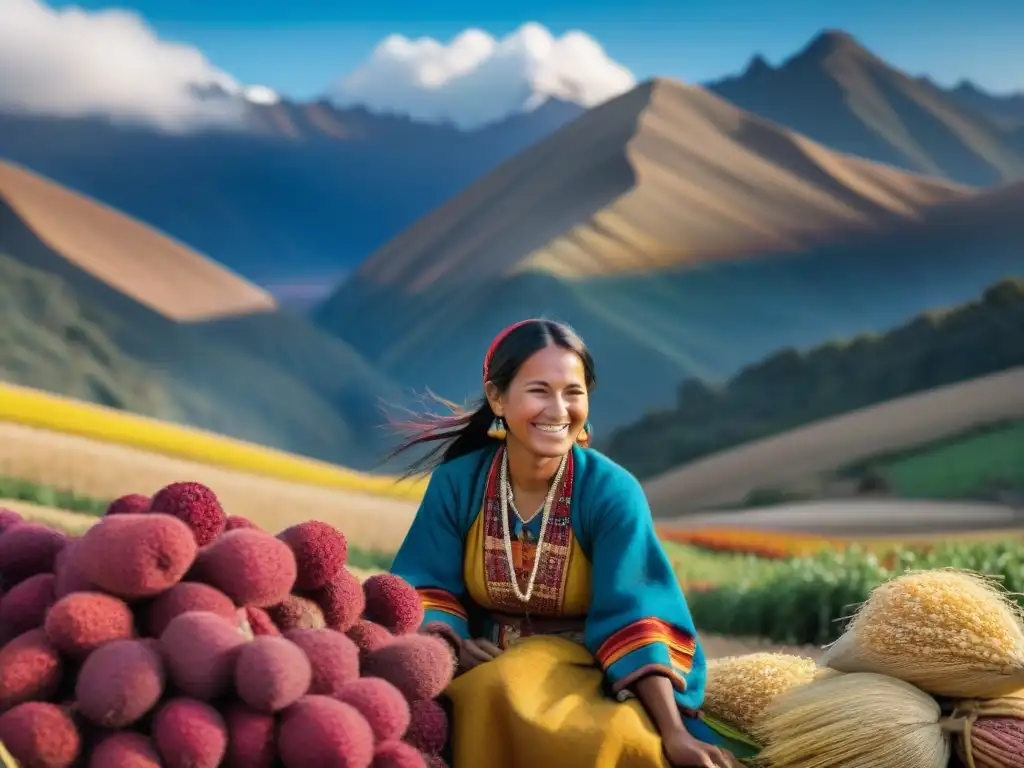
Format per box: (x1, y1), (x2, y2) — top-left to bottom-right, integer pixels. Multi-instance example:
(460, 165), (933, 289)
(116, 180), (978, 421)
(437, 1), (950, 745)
(389, 319), (756, 768)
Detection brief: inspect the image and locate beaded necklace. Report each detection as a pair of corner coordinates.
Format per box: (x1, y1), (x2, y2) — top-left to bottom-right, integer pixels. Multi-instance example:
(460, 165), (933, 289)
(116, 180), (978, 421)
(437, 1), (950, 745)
(498, 450), (568, 604)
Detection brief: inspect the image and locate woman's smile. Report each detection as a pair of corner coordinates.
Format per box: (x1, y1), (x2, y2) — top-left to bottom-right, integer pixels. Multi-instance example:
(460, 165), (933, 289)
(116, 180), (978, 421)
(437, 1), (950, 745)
(531, 422), (570, 435)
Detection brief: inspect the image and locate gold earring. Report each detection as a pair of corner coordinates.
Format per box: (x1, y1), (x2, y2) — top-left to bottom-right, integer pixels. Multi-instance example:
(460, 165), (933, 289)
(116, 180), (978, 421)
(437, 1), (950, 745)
(576, 421), (592, 447)
(487, 417), (507, 440)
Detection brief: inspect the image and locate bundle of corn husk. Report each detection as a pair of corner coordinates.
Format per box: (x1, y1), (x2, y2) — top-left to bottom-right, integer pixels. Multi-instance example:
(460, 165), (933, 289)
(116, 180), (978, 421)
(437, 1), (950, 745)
(941, 691), (1024, 768)
(753, 671), (950, 768)
(820, 570), (1024, 699)
(703, 653), (819, 736)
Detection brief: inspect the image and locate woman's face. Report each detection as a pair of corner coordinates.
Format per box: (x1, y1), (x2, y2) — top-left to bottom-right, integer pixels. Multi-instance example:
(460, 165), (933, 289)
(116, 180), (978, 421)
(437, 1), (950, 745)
(492, 344), (589, 459)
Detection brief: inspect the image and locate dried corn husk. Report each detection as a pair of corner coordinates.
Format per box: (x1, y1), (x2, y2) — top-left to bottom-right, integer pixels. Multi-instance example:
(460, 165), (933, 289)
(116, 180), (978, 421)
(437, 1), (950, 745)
(821, 569), (1024, 698)
(812, 667), (843, 682)
(942, 695), (1024, 768)
(753, 672), (949, 768)
(703, 653), (819, 734)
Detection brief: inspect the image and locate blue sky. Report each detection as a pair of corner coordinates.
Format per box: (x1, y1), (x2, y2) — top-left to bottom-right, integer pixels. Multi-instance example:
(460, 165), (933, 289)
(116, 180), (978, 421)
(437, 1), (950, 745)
(55, 0), (1023, 99)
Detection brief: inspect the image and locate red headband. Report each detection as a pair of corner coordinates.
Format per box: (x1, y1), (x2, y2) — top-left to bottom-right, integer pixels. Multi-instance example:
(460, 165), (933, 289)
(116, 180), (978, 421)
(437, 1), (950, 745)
(482, 319), (540, 383)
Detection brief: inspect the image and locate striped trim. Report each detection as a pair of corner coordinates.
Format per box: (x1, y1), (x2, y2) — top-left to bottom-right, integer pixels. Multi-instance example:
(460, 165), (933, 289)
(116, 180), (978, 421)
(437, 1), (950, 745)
(417, 587), (468, 621)
(595, 617), (696, 674)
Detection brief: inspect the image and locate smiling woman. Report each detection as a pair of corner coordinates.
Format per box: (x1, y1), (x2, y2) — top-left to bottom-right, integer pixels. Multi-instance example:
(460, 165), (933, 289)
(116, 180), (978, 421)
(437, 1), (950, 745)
(385, 319), (755, 768)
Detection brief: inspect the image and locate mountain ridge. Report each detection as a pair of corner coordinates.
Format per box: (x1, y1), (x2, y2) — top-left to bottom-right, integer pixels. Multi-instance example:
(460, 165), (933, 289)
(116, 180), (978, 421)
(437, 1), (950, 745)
(336, 76), (970, 293)
(313, 77), (1020, 432)
(706, 30), (1024, 186)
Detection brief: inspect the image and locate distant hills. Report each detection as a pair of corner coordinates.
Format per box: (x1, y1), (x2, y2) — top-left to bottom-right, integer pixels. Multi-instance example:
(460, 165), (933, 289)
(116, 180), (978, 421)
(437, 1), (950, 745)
(606, 276), (1024, 479)
(0, 99), (584, 290)
(0, 160), (403, 470)
(313, 79), (1023, 431)
(707, 31), (1024, 186)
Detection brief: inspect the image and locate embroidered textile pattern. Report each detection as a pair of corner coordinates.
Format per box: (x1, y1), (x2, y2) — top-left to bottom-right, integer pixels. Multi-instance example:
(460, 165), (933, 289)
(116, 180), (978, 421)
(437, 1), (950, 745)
(482, 446), (574, 615)
(417, 587), (468, 621)
(595, 617), (697, 675)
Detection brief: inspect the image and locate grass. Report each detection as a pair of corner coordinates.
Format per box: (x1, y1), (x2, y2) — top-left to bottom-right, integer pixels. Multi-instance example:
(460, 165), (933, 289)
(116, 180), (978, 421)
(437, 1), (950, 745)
(865, 420), (1024, 498)
(0, 475), (108, 515)
(662, 541), (780, 587)
(0, 381), (427, 501)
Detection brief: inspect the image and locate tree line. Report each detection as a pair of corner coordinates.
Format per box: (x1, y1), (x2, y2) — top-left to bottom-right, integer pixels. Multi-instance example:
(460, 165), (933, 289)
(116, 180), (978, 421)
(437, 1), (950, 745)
(606, 277), (1024, 478)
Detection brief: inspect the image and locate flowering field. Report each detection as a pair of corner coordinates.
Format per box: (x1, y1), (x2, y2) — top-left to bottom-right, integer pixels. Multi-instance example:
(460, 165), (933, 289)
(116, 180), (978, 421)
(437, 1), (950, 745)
(0, 382), (426, 501)
(658, 525), (1024, 559)
(657, 527), (837, 558)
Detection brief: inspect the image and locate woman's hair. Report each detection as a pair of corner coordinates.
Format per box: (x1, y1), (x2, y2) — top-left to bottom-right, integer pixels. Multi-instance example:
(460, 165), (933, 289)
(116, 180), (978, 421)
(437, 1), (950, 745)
(388, 319), (596, 477)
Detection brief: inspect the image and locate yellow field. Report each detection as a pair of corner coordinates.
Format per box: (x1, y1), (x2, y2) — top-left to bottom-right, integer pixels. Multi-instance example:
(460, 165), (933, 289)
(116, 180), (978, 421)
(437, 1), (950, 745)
(0, 381), (427, 501)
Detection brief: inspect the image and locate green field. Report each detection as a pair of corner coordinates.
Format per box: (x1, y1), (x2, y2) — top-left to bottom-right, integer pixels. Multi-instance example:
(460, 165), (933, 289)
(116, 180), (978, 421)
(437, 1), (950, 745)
(677, 539), (1024, 645)
(841, 419), (1024, 499)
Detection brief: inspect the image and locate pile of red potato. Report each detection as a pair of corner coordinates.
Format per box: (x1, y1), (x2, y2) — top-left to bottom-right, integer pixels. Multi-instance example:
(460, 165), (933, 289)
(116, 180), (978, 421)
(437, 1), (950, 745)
(0, 482), (451, 768)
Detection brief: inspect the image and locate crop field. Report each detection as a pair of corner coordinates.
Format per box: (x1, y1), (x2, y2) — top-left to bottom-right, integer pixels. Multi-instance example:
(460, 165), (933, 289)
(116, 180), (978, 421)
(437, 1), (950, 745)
(658, 525), (1024, 558)
(664, 532), (1024, 647)
(0, 420), (420, 551)
(0, 381), (427, 500)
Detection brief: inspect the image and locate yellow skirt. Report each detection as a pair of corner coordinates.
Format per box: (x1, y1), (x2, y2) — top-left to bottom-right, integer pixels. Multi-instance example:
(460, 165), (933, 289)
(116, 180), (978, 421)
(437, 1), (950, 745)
(446, 635), (674, 768)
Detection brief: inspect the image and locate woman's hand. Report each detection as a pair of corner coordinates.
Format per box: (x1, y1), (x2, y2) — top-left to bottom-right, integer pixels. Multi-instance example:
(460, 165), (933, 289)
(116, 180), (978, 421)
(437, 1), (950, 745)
(662, 728), (740, 768)
(458, 638), (503, 673)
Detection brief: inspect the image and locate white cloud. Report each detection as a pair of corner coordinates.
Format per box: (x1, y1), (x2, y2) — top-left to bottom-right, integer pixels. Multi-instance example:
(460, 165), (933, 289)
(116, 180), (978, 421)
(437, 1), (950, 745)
(330, 22), (637, 129)
(0, 0), (247, 131)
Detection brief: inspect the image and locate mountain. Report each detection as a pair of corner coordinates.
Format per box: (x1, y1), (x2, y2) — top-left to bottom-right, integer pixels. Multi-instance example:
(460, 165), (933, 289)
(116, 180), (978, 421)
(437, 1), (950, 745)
(0, 98), (585, 288)
(0, 160), (404, 470)
(706, 31), (1024, 186)
(313, 78), (1023, 432)
(0, 161), (275, 320)
(930, 80), (1024, 130)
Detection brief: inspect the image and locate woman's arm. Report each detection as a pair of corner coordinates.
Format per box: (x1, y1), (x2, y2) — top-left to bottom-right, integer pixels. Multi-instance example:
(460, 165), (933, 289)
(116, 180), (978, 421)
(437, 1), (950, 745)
(636, 675), (738, 767)
(390, 467), (473, 649)
(634, 674), (686, 738)
(581, 468), (706, 710)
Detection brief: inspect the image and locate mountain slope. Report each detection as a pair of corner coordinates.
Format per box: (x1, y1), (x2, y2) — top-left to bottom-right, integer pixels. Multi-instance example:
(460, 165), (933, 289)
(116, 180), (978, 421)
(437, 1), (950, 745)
(0, 99), (585, 288)
(0, 163), (404, 469)
(0, 161), (275, 321)
(707, 31), (1024, 186)
(314, 78), (1022, 431)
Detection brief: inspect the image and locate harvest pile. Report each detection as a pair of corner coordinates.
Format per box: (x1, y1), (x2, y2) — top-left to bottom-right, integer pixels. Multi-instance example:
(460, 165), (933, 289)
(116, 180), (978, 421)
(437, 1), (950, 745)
(702, 569), (1024, 767)
(0, 482), (452, 768)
